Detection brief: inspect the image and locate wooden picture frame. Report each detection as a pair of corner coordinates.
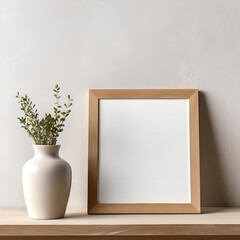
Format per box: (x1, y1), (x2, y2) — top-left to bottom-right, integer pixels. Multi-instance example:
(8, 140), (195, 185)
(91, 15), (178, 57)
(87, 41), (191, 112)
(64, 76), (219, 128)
(88, 89), (200, 214)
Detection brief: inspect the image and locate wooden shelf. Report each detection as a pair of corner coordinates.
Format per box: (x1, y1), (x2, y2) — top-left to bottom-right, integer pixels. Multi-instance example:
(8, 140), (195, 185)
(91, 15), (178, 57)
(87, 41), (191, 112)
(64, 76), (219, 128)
(1, 207), (240, 238)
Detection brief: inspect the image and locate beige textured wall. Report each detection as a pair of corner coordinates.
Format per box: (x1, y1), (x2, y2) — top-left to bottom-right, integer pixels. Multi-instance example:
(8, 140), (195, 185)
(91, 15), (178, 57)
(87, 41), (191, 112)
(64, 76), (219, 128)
(1, 0), (240, 208)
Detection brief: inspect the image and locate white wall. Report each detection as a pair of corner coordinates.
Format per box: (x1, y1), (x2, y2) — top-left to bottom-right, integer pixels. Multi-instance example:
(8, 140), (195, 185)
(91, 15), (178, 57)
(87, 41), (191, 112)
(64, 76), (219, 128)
(1, 0), (240, 209)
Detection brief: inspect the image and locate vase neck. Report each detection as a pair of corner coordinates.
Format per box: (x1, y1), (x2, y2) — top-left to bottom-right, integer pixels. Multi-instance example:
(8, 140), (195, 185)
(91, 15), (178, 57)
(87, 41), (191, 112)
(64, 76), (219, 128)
(33, 145), (60, 158)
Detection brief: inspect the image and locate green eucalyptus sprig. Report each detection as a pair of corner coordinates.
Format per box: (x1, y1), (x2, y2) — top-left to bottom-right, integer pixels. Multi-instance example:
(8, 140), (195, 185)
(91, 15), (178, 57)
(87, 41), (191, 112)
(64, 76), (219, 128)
(16, 85), (73, 145)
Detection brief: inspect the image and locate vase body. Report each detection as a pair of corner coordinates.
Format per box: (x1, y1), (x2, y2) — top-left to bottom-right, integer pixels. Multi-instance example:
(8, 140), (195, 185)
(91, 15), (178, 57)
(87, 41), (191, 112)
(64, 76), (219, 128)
(22, 145), (72, 219)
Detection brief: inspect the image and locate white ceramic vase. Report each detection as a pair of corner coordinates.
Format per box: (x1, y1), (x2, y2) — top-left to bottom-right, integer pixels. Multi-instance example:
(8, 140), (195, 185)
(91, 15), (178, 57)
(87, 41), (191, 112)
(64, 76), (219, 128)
(22, 145), (72, 219)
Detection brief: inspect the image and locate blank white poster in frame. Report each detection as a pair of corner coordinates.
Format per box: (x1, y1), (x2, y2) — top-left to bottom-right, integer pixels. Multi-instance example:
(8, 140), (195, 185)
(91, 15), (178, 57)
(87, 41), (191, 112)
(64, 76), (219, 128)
(88, 89), (200, 214)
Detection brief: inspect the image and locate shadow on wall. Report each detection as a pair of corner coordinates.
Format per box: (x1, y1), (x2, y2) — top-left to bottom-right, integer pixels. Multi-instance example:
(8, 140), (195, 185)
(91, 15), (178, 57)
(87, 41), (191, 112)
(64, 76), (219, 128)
(199, 92), (229, 207)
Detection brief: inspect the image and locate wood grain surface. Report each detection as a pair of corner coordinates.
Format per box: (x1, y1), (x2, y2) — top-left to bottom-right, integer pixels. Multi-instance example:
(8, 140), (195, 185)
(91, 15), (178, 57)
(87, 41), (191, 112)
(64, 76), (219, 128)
(1, 208), (240, 236)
